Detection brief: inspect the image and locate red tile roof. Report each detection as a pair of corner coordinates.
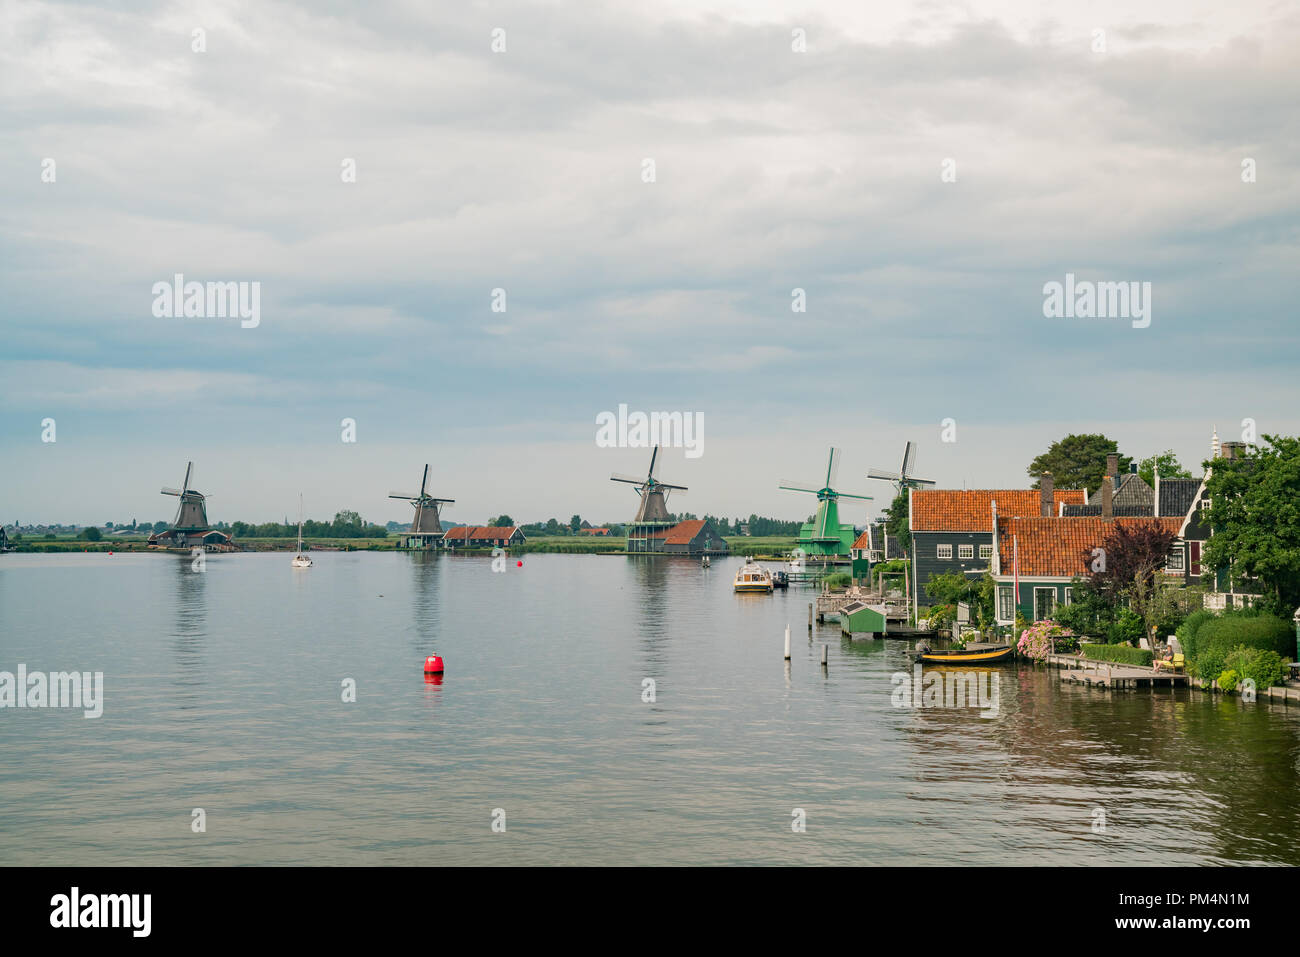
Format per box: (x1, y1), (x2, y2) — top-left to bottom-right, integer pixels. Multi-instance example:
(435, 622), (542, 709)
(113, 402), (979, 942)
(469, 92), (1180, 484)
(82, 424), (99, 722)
(997, 516), (1183, 577)
(444, 525), (520, 541)
(911, 489), (1087, 532)
(662, 519), (707, 545)
(851, 529), (871, 550)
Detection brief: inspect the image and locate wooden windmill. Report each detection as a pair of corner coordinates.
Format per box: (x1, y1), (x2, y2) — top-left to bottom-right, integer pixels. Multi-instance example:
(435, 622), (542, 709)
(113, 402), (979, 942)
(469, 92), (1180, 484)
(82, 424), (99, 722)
(779, 448), (872, 557)
(158, 460), (211, 540)
(390, 465), (454, 549)
(867, 441), (936, 496)
(610, 445), (687, 551)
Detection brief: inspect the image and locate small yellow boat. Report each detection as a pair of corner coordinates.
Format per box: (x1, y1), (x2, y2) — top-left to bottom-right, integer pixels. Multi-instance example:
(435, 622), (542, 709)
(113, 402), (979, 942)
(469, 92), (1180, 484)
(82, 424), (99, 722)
(733, 557), (773, 593)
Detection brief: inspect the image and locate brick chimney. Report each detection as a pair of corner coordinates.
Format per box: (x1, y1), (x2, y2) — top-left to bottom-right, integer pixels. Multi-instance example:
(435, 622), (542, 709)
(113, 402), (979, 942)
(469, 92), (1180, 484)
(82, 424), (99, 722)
(1221, 441), (1243, 461)
(1040, 472), (1054, 517)
(1101, 475), (1114, 519)
(1106, 453), (1119, 485)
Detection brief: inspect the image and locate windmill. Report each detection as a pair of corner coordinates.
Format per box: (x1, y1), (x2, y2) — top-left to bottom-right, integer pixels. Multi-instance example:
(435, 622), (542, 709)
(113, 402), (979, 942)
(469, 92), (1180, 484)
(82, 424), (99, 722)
(390, 465), (454, 548)
(611, 445), (687, 551)
(779, 448), (872, 557)
(160, 461), (211, 536)
(867, 441), (936, 496)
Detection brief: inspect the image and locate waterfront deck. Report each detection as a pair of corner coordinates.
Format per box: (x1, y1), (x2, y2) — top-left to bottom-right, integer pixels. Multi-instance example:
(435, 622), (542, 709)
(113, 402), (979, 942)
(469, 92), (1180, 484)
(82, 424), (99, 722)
(1046, 652), (1300, 700)
(1047, 652), (1187, 689)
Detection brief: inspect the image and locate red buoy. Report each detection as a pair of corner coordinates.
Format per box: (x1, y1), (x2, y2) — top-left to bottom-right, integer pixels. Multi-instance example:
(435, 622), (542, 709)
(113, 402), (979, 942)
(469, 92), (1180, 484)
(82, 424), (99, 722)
(516, 560), (523, 567)
(424, 655), (444, 674)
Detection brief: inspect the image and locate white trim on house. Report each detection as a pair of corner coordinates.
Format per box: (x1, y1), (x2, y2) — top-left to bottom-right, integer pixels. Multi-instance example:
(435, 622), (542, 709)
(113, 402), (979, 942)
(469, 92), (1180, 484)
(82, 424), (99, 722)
(937, 543), (952, 559)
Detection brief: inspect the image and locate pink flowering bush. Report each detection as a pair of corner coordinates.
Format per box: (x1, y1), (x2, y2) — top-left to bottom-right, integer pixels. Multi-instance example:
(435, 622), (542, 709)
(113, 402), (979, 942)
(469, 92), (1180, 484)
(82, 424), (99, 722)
(1017, 620), (1076, 661)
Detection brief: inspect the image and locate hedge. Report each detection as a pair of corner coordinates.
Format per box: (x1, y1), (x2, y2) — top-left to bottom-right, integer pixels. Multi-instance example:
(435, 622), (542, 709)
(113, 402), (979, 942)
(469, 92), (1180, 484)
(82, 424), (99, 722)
(1195, 614), (1292, 659)
(1176, 609), (1217, 660)
(1082, 643), (1153, 667)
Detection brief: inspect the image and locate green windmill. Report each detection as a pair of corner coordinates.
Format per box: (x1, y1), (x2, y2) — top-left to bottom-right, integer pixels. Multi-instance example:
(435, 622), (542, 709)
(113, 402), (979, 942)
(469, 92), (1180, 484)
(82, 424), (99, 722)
(779, 448), (872, 557)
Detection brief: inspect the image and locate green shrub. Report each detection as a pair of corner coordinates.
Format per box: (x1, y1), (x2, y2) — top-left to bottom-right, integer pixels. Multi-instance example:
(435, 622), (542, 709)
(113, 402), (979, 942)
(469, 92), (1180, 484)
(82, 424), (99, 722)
(1194, 614), (1292, 663)
(1176, 609), (1217, 659)
(1218, 669), (1240, 693)
(1224, 645), (1287, 690)
(1193, 645), (1227, 684)
(1107, 608), (1144, 645)
(1082, 643), (1153, 667)
(824, 571), (852, 589)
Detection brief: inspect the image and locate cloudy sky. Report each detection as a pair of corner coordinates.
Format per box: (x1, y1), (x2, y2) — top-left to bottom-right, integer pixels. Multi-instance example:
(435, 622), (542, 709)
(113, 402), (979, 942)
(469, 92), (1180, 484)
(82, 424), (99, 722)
(2, 0), (1297, 527)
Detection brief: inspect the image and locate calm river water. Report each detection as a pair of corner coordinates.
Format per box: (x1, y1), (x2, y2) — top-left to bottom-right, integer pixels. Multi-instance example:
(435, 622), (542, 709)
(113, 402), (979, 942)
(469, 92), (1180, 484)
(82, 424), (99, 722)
(1, 551), (1297, 865)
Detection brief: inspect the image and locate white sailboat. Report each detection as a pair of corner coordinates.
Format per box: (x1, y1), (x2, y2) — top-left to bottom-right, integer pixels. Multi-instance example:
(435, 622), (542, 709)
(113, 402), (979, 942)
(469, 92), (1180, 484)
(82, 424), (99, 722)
(292, 494), (312, 567)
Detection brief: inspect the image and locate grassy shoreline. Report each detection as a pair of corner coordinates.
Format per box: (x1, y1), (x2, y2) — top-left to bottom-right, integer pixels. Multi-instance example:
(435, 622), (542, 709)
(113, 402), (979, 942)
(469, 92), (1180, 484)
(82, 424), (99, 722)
(7, 534), (800, 556)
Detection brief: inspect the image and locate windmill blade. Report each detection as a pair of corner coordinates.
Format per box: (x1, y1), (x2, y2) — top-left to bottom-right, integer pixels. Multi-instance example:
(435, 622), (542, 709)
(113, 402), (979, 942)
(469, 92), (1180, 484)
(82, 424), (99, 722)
(428, 496), (455, 504)
(420, 465), (430, 497)
(867, 468), (901, 481)
(647, 445), (659, 479)
(663, 486), (687, 496)
(826, 448), (841, 488)
(182, 462), (194, 492)
(389, 491), (421, 500)
(657, 482), (689, 491)
(779, 480), (820, 493)
(610, 473), (646, 484)
(837, 492), (874, 501)
(901, 442), (916, 479)
(161, 487), (182, 496)
(908, 477), (937, 487)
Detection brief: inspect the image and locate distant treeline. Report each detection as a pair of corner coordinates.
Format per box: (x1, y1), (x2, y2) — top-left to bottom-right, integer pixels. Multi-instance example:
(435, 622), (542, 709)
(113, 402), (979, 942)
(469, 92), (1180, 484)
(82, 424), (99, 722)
(511, 513), (805, 537)
(229, 510), (387, 538)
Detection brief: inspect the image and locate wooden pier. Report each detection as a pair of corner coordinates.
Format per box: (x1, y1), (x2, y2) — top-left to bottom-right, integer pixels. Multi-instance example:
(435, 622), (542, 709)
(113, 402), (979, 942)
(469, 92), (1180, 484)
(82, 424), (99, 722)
(1046, 653), (1187, 689)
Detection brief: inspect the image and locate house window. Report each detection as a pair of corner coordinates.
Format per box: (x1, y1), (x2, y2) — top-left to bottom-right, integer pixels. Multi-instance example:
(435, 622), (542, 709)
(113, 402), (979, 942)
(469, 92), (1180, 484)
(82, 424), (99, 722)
(998, 587), (1014, 622)
(1063, 587), (1073, 606)
(958, 544), (974, 560)
(1166, 549), (1185, 573)
(937, 544), (952, 560)
(1034, 587), (1056, 621)
(979, 544), (993, 560)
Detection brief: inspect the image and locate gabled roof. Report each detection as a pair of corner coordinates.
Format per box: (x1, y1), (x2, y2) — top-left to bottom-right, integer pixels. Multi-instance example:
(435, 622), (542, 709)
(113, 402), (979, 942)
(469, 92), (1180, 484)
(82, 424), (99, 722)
(662, 519), (707, 545)
(1061, 504), (1155, 517)
(996, 516), (1183, 578)
(1087, 472), (1153, 509)
(851, 529), (871, 550)
(1158, 478), (1201, 518)
(911, 489), (1087, 532)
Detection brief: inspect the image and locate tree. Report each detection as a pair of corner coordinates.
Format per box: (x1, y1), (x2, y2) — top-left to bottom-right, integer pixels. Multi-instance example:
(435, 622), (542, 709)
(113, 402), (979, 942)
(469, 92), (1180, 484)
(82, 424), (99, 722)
(153, 521), (168, 533)
(1084, 520), (1178, 643)
(925, 570), (995, 633)
(80, 527), (102, 542)
(1027, 434), (1131, 491)
(1136, 450), (1192, 488)
(569, 515), (582, 532)
(884, 491), (910, 553)
(489, 515), (514, 527)
(545, 518), (559, 535)
(1201, 434), (1300, 615)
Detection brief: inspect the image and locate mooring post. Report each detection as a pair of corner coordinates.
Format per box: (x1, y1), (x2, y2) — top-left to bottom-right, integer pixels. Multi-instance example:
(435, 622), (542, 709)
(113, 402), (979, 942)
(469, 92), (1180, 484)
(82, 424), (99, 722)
(821, 644), (828, 668)
(808, 602), (813, 634)
(784, 624), (791, 661)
